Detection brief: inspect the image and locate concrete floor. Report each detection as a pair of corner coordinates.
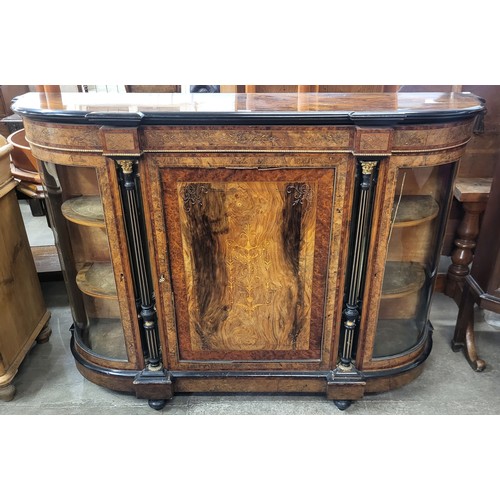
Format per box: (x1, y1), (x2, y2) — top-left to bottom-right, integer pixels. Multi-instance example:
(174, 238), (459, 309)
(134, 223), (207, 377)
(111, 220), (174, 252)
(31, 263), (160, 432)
(2, 201), (500, 415)
(2, 276), (500, 415)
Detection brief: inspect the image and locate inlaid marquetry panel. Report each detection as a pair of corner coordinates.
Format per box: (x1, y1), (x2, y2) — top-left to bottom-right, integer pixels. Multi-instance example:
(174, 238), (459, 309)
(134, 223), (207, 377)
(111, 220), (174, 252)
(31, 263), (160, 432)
(392, 119), (475, 151)
(162, 168), (336, 362)
(24, 120), (102, 151)
(142, 126), (354, 151)
(148, 152), (342, 170)
(100, 127), (140, 156)
(354, 128), (393, 155)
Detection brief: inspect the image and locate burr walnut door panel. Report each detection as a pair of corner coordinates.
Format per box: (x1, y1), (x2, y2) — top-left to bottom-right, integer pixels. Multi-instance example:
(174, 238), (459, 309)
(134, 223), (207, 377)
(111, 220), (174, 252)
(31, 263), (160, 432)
(160, 167), (337, 363)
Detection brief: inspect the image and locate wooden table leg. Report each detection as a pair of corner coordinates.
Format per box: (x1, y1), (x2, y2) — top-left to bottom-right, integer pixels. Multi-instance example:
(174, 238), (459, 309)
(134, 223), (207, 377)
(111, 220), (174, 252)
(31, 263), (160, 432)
(452, 281), (486, 371)
(446, 201), (487, 304)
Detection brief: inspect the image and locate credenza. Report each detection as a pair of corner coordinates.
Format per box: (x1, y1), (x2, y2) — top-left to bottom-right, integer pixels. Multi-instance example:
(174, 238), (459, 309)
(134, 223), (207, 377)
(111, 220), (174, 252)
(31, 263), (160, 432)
(13, 91), (483, 409)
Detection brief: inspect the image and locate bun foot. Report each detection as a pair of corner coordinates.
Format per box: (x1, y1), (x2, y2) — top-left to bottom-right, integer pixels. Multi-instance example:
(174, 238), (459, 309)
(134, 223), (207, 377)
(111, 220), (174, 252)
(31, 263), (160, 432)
(333, 400), (352, 411)
(36, 323), (52, 344)
(0, 384), (16, 402)
(148, 399), (167, 411)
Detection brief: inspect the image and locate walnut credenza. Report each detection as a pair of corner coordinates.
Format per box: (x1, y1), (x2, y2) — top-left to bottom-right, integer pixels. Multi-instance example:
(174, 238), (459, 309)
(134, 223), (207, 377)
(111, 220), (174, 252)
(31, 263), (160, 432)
(13, 91), (483, 409)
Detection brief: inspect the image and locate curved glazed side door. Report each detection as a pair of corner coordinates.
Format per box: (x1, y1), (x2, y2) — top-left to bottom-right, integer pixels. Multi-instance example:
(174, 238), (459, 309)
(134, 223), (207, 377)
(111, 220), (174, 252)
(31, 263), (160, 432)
(40, 160), (144, 371)
(357, 157), (457, 371)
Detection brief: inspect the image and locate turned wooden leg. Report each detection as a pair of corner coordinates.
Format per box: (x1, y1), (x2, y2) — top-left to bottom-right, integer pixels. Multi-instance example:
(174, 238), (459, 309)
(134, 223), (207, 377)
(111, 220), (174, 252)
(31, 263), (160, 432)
(0, 383), (16, 402)
(36, 321), (52, 344)
(446, 201), (487, 303)
(452, 281), (486, 371)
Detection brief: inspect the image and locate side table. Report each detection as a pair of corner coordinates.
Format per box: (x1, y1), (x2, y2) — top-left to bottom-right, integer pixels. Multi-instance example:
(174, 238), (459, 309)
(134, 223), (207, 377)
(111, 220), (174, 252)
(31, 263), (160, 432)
(452, 173), (500, 371)
(445, 177), (492, 304)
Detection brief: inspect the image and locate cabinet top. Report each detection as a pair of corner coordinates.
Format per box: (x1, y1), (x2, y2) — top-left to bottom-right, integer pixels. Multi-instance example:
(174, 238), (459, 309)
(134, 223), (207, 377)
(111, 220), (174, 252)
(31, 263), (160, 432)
(12, 92), (484, 126)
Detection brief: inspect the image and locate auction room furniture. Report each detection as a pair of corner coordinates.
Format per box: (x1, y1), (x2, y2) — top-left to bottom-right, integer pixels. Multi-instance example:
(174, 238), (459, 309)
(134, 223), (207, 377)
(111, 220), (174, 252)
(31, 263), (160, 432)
(0, 85), (29, 137)
(401, 86), (498, 294)
(13, 91), (483, 409)
(0, 134), (51, 402)
(445, 177), (492, 303)
(452, 159), (500, 371)
(7, 127), (46, 215)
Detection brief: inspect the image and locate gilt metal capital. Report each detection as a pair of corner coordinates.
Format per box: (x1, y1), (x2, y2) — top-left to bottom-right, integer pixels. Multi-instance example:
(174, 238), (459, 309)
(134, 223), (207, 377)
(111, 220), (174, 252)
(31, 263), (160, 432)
(360, 160), (378, 175)
(117, 159), (134, 174)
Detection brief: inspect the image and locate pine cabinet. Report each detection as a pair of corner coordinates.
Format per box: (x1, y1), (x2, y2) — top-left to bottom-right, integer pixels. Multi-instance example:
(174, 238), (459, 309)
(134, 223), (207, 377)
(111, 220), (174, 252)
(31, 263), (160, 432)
(0, 134), (51, 402)
(13, 91), (483, 409)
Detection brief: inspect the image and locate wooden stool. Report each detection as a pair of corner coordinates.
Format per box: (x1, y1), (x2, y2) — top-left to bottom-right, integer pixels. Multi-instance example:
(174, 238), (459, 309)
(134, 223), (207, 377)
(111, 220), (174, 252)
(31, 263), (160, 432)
(445, 177), (492, 304)
(452, 172), (500, 371)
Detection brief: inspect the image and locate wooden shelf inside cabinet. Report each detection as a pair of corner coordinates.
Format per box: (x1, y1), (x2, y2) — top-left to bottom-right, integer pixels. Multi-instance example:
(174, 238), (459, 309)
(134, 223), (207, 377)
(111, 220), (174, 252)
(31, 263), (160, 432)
(61, 196), (105, 227)
(392, 195), (439, 227)
(381, 261), (425, 299)
(76, 262), (117, 299)
(87, 318), (128, 360)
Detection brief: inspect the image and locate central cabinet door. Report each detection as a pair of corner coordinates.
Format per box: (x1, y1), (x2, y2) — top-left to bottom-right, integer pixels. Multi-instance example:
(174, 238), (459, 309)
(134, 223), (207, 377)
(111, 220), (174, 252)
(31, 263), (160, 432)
(159, 166), (339, 365)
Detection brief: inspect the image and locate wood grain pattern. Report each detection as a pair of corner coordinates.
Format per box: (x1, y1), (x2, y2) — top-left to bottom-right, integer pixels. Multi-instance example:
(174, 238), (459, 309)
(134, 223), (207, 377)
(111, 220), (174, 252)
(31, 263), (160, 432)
(24, 120), (102, 151)
(0, 184), (51, 394)
(141, 126), (353, 151)
(147, 151), (341, 170)
(163, 168), (335, 362)
(180, 180), (316, 352)
(392, 119), (476, 151)
(354, 127), (393, 155)
(27, 144), (106, 168)
(13, 93), (480, 404)
(96, 158), (146, 369)
(144, 152), (347, 372)
(100, 127), (140, 156)
(0, 190), (48, 365)
(31, 245), (61, 274)
(359, 161), (454, 370)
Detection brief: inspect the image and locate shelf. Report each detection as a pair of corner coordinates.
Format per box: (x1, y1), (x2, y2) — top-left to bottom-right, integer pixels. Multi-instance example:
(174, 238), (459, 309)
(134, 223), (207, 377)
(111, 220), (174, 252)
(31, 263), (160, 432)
(61, 196), (105, 227)
(392, 195), (439, 227)
(76, 262), (117, 300)
(87, 318), (128, 361)
(373, 318), (424, 358)
(381, 261), (425, 299)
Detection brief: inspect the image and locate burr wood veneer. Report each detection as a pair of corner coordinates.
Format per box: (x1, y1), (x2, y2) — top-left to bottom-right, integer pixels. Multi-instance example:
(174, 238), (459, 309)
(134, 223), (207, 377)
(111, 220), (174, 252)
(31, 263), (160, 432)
(13, 91), (483, 409)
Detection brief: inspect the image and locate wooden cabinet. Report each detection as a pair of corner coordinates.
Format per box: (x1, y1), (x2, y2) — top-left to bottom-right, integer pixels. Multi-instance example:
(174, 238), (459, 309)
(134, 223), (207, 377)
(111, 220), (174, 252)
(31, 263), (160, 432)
(13, 91), (483, 409)
(0, 85), (30, 137)
(0, 134), (51, 401)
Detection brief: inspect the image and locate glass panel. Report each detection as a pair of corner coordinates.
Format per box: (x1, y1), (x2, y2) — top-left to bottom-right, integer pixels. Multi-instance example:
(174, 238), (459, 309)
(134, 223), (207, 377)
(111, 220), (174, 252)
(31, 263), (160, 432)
(41, 162), (128, 361)
(373, 163), (454, 358)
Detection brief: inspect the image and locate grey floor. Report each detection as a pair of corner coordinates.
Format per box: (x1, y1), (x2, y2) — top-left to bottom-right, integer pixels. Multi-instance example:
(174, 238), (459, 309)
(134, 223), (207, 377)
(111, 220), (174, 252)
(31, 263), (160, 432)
(2, 200), (500, 415)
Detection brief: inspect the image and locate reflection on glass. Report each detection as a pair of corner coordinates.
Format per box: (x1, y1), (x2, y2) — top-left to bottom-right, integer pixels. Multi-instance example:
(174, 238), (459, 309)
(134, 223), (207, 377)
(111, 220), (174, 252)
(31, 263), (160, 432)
(373, 164), (453, 358)
(42, 162), (128, 361)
